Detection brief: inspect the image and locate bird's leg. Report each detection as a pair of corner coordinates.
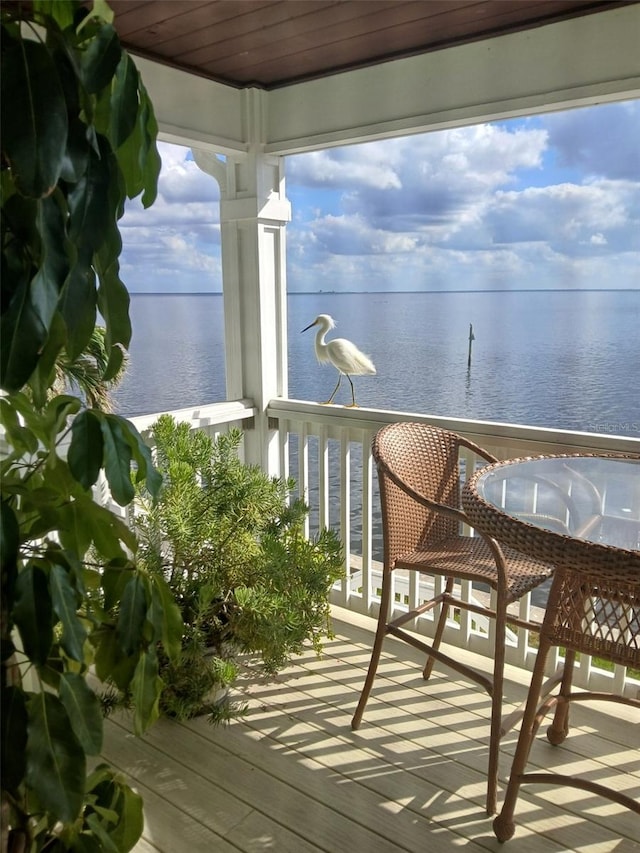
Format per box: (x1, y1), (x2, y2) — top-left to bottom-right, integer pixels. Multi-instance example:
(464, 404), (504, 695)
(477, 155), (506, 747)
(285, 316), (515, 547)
(322, 374), (342, 405)
(344, 375), (360, 408)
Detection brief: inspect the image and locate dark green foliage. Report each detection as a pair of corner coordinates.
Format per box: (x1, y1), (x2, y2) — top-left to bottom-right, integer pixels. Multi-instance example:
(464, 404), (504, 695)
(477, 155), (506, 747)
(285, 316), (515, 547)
(0, 390), (185, 851)
(135, 417), (345, 719)
(0, 2), (175, 850)
(1, 0), (160, 400)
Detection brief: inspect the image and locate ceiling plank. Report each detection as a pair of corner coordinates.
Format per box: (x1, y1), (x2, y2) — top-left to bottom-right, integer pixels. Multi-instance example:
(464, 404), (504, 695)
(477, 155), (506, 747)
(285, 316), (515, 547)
(201, 0), (620, 84)
(103, 0), (636, 89)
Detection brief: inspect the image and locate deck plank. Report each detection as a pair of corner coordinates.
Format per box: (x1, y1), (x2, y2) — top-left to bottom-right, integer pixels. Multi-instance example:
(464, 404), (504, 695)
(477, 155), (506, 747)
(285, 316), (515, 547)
(100, 609), (639, 852)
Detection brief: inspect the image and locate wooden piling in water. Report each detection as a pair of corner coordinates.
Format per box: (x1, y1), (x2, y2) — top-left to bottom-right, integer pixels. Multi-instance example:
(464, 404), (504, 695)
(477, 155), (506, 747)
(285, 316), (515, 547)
(467, 323), (475, 368)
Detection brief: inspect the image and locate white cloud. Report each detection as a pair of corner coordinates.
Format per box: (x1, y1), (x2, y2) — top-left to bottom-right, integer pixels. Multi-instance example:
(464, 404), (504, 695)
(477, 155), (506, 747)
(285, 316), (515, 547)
(286, 103), (640, 292)
(120, 143), (222, 292)
(590, 233), (607, 246)
(287, 149), (401, 190)
(486, 180), (639, 255)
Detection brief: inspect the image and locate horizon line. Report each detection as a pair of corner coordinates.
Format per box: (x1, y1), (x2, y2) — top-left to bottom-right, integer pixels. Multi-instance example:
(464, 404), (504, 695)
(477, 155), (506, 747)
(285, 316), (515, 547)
(129, 287), (640, 296)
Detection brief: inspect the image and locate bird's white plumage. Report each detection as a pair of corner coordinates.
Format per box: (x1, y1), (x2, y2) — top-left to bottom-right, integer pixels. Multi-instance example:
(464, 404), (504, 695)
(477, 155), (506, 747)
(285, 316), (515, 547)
(301, 314), (376, 406)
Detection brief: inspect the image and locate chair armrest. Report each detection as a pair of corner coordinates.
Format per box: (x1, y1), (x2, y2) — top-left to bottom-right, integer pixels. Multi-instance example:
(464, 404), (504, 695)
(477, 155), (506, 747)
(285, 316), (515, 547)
(378, 457), (472, 527)
(458, 435), (499, 465)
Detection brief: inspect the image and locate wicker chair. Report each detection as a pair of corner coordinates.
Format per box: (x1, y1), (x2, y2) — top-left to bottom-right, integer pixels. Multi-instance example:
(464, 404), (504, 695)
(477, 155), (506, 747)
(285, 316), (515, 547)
(493, 537), (640, 840)
(351, 422), (556, 815)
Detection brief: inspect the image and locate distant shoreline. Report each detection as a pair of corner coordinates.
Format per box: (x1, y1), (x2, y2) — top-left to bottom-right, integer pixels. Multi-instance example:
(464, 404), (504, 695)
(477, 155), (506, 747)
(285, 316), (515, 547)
(130, 288), (640, 296)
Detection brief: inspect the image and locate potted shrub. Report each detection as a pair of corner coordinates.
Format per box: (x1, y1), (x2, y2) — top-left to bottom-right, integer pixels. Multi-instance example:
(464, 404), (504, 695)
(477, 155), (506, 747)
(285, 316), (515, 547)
(132, 415), (345, 721)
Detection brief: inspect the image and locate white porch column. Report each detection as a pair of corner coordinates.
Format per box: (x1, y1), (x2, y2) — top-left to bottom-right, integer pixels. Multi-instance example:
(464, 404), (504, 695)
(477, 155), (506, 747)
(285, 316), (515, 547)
(193, 91), (291, 474)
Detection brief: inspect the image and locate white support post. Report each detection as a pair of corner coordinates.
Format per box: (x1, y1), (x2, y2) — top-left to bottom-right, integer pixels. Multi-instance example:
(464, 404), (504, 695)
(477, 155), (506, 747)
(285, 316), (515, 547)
(193, 90), (291, 476)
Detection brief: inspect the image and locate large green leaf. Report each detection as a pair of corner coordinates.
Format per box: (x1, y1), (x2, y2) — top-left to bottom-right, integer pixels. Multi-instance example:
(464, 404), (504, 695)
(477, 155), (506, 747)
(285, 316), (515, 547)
(0, 397), (39, 455)
(0, 36), (68, 198)
(50, 563), (87, 662)
(116, 573), (148, 655)
(149, 575), (183, 664)
(93, 628), (136, 691)
(130, 649), (162, 735)
(59, 672), (103, 755)
(13, 565), (54, 667)
(1, 497), (19, 575)
(0, 500), (19, 615)
(95, 237), (132, 381)
(101, 562), (135, 611)
(69, 409), (104, 490)
(58, 494), (135, 560)
(67, 138), (113, 253)
(106, 781), (144, 853)
(109, 73), (161, 205)
(88, 502), (137, 556)
(60, 116), (91, 183)
(26, 691), (85, 824)
(31, 194), (69, 331)
(1, 685), (27, 794)
(139, 80), (161, 208)
(83, 764), (142, 851)
(71, 833), (103, 853)
(59, 249), (98, 360)
(0, 274), (48, 392)
(113, 100), (143, 200)
(42, 393), (82, 446)
(109, 53), (138, 149)
(28, 311), (68, 409)
(79, 23), (121, 94)
(34, 0), (76, 30)
(111, 415), (162, 498)
(85, 813), (120, 852)
(100, 414), (134, 506)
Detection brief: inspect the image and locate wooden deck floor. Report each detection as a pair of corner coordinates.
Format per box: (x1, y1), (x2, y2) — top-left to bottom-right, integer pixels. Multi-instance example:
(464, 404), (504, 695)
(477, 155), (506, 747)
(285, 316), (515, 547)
(102, 608), (640, 852)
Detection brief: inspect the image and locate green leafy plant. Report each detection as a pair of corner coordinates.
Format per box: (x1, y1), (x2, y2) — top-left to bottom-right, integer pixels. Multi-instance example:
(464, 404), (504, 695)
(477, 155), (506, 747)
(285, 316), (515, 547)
(1, 2), (180, 851)
(133, 416), (345, 721)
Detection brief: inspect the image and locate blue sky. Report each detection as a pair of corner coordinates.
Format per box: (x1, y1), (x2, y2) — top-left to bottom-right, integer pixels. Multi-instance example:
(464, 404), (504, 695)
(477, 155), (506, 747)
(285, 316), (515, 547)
(120, 99), (639, 293)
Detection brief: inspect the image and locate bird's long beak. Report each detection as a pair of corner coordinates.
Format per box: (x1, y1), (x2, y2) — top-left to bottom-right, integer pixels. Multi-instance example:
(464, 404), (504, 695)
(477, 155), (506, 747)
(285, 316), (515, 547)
(301, 321), (316, 333)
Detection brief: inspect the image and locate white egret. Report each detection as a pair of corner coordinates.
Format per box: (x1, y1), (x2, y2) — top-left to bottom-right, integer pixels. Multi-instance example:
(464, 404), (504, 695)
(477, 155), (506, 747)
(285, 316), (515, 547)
(301, 314), (376, 407)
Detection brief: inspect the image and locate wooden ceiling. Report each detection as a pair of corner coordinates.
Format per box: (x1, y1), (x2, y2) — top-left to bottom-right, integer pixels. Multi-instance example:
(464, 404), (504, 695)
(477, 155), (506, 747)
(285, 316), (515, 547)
(106, 0), (635, 90)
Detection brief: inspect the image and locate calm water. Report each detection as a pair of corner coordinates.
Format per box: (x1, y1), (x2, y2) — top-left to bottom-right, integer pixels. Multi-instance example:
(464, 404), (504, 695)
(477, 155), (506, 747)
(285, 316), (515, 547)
(114, 290), (640, 438)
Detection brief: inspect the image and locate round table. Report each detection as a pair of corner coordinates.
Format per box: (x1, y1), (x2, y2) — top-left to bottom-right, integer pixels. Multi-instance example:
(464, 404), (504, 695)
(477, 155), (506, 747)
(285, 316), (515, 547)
(463, 453), (640, 838)
(462, 454), (640, 573)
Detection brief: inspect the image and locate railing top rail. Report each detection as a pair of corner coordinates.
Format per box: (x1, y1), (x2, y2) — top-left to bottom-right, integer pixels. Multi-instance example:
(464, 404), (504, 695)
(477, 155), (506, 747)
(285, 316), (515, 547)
(267, 398), (640, 456)
(129, 398), (257, 434)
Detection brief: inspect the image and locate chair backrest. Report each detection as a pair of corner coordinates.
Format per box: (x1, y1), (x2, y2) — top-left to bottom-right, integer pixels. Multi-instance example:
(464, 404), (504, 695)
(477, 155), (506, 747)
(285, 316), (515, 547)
(372, 422), (492, 569)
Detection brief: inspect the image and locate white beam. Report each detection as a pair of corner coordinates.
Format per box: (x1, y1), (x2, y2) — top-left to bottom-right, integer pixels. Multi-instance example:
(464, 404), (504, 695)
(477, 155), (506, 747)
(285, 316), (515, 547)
(134, 57), (249, 154)
(265, 5), (640, 154)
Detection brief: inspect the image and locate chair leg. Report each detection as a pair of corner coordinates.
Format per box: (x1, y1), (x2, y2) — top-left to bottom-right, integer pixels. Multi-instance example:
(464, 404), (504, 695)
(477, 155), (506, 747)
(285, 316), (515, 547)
(423, 577), (454, 680)
(351, 569), (392, 730)
(486, 600), (507, 816)
(493, 636), (553, 842)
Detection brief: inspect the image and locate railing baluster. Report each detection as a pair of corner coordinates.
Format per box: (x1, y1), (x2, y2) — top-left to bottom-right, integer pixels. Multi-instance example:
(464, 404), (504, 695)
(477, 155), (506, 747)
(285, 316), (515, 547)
(319, 425), (330, 532)
(340, 433), (352, 607)
(299, 422), (310, 538)
(361, 432), (374, 612)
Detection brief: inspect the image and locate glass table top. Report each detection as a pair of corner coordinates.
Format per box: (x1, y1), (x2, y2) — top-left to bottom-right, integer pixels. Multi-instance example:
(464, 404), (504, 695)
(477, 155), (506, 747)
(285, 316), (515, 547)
(472, 455), (640, 551)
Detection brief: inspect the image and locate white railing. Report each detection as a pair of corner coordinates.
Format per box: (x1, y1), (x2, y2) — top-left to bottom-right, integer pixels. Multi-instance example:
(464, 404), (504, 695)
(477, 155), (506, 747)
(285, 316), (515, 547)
(268, 399), (640, 699)
(104, 397), (639, 699)
(130, 398), (257, 442)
